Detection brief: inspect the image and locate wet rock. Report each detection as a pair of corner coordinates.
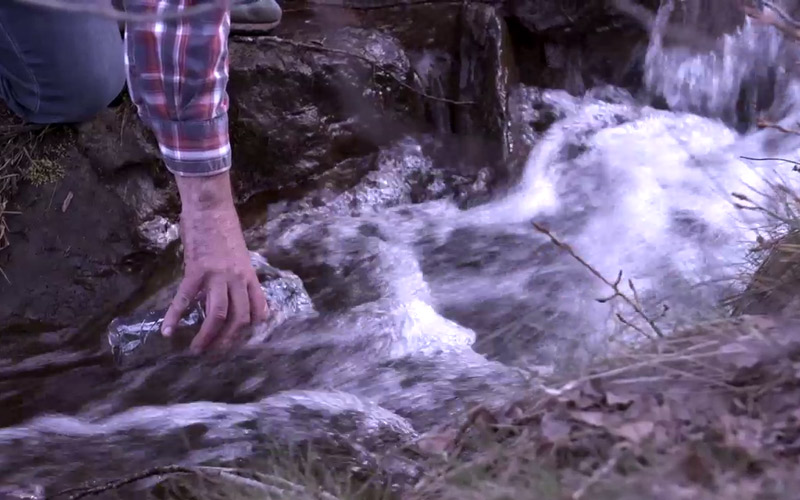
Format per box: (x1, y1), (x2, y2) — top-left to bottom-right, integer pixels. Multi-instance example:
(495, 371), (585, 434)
(76, 103), (161, 176)
(1, 6), (516, 341)
(255, 135), (496, 233)
(454, 4), (517, 176)
(506, 0), (655, 93)
(0, 390), (422, 493)
(277, 137), (440, 218)
(507, 85), (635, 161)
(510, 0), (606, 34)
(508, 0), (656, 35)
(333, 3), (518, 178)
(227, 27), (427, 202)
(76, 105), (180, 248)
(137, 215), (180, 253)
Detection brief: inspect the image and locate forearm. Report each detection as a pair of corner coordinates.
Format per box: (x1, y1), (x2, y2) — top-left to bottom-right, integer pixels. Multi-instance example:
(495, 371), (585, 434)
(175, 171), (236, 215)
(123, 0), (233, 179)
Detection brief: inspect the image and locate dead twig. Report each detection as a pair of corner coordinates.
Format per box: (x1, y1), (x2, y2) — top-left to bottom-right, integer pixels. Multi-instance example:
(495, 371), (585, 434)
(571, 442), (631, 499)
(47, 465), (196, 499)
(532, 222), (666, 338)
(49, 464), (342, 500)
(740, 155), (800, 169)
(756, 118), (800, 136)
(732, 191), (800, 229)
(743, 1), (800, 41)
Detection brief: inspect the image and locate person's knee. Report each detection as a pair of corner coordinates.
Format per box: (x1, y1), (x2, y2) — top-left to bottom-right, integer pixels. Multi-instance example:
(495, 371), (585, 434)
(58, 60), (127, 123)
(4, 58), (125, 124)
(0, 13), (126, 125)
(36, 60), (126, 124)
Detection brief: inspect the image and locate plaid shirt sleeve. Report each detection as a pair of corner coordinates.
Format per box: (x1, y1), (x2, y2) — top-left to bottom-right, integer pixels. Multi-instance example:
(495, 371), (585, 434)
(123, 0), (231, 177)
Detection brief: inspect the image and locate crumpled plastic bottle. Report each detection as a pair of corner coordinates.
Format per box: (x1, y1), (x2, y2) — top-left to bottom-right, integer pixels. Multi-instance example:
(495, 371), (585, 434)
(106, 252), (315, 368)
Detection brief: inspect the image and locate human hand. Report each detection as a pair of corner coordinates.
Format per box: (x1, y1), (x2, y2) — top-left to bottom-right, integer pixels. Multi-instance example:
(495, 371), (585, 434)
(161, 172), (269, 353)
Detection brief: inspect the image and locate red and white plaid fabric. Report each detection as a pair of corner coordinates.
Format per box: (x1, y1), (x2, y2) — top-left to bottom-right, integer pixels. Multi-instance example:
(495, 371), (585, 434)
(124, 0), (231, 176)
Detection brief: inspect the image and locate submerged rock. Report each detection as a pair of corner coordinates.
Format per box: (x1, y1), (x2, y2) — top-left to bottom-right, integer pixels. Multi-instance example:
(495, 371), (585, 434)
(0, 390), (422, 493)
(0, 266), (528, 493)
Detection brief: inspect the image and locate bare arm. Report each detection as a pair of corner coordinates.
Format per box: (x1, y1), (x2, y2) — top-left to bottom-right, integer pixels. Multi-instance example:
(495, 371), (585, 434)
(124, 0), (269, 352)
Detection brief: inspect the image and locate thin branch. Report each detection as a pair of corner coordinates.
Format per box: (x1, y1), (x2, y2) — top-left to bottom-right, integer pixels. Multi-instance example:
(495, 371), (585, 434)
(532, 222), (665, 338)
(756, 118), (800, 136)
(743, 1), (800, 41)
(48, 465), (342, 500)
(732, 191), (800, 228)
(538, 349), (752, 402)
(572, 443), (630, 500)
(740, 155), (800, 168)
(47, 466), (196, 499)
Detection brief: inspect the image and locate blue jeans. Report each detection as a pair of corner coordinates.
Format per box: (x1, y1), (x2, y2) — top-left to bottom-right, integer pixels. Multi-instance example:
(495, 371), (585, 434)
(0, 1), (126, 124)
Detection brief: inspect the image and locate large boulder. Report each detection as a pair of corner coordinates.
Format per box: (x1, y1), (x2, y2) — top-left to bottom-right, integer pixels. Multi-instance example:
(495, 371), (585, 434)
(226, 26), (428, 201)
(0, 5), (511, 342)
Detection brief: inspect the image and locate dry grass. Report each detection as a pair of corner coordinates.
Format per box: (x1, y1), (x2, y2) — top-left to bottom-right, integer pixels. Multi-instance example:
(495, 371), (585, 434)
(40, 136), (800, 500)
(48, 446), (401, 500)
(409, 314), (800, 500)
(18, 5), (800, 495)
(0, 118), (67, 282)
(128, 164), (800, 500)
(52, 314), (800, 500)
(725, 167), (800, 315)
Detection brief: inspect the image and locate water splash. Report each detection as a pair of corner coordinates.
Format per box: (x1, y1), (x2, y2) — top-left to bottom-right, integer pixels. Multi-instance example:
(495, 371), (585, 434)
(643, 0), (798, 123)
(6, 3), (800, 494)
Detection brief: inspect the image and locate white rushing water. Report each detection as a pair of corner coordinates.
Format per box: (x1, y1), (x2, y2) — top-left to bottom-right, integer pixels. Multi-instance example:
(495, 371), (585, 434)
(423, 5), (800, 364)
(5, 3), (800, 494)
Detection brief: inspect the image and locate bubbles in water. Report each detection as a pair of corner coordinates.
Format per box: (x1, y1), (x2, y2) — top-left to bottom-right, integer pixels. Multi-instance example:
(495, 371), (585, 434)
(643, 0), (797, 124)
(9, 4), (800, 493)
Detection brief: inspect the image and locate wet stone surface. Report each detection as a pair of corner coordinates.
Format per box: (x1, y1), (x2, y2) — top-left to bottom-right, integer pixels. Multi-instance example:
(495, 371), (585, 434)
(4, 1), (794, 497)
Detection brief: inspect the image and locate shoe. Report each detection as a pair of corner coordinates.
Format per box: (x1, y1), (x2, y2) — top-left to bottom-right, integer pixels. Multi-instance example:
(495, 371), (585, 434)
(231, 0), (282, 30)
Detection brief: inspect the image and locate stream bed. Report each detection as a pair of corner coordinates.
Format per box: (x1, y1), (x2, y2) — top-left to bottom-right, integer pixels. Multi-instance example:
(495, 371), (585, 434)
(2, 1), (800, 496)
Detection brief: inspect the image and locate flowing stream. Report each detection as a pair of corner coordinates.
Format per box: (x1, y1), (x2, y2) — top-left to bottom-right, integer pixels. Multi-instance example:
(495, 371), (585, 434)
(3, 3), (800, 495)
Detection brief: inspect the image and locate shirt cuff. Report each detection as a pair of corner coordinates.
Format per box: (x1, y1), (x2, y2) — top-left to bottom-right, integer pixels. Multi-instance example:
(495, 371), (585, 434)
(145, 113), (232, 177)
